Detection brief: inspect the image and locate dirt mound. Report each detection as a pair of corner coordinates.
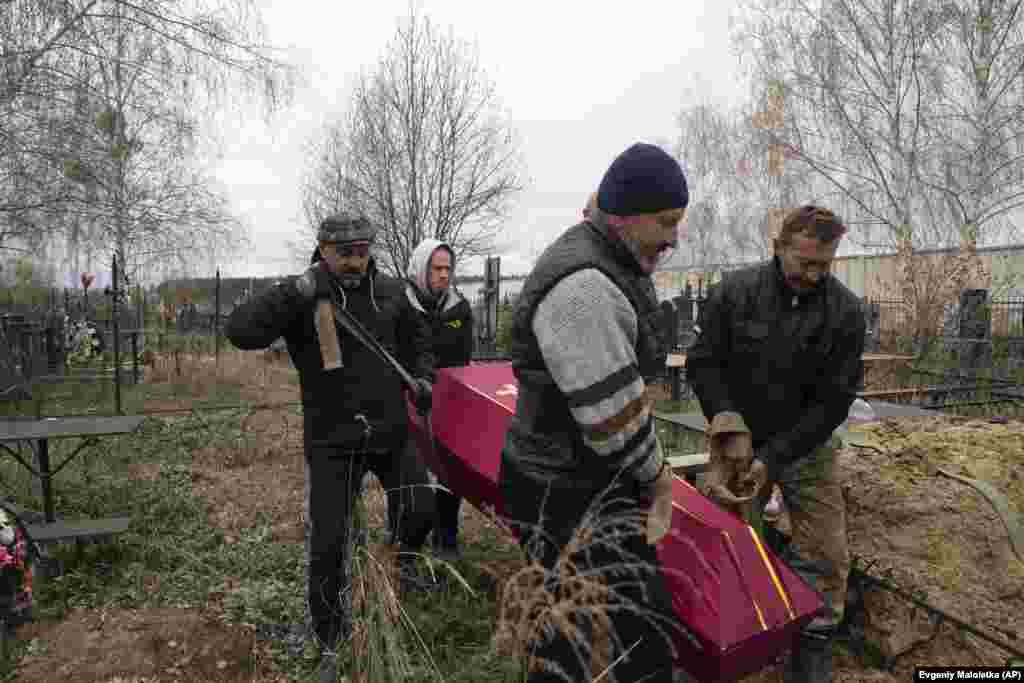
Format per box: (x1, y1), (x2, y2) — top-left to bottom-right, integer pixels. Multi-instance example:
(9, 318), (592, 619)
(17, 608), (256, 683)
(839, 416), (1024, 677)
(741, 415), (1024, 682)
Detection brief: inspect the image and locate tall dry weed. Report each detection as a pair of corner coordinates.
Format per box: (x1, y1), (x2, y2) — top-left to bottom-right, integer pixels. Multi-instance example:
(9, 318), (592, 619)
(146, 349), (291, 398)
(341, 495), (455, 683)
(494, 481), (691, 683)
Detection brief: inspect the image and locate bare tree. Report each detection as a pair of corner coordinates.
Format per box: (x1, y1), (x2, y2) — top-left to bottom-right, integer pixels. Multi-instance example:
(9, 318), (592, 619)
(672, 87), (823, 273)
(673, 101), (732, 275)
(733, 0), (969, 341)
(915, 1), (1024, 291)
(720, 92), (824, 264)
(301, 9), (526, 277)
(0, 0), (296, 276)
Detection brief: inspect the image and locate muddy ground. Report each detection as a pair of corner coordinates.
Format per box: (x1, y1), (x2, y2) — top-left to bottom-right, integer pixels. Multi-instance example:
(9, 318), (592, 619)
(14, 354), (1024, 681)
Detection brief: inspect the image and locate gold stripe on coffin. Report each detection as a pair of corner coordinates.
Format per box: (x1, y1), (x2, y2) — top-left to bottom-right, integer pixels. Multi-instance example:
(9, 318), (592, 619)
(750, 526), (795, 620)
(670, 476), (797, 630)
(722, 530), (768, 631)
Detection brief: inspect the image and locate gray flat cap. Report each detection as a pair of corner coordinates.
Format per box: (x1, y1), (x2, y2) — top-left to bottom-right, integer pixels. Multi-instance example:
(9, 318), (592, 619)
(318, 214), (376, 244)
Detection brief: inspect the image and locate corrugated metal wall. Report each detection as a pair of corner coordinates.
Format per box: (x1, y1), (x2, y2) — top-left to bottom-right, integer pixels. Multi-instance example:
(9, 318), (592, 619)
(656, 245), (1024, 301)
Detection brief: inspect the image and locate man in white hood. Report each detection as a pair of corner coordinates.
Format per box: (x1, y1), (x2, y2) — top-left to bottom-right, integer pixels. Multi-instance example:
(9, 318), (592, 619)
(398, 238), (475, 559)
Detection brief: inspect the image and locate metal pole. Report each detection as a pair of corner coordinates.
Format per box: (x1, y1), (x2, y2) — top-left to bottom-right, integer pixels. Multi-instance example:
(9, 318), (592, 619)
(493, 258), (501, 352)
(112, 254), (122, 415)
(132, 332), (139, 384)
(137, 284), (145, 352)
(215, 268), (221, 362)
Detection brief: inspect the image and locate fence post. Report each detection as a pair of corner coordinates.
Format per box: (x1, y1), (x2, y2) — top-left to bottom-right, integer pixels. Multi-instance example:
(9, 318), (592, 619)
(44, 323), (55, 374)
(862, 298), (881, 353)
(480, 257), (500, 353)
(112, 254), (122, 415)
(132, 332), (139, 384)
(137, 284), (145, 354)
(215, 268), (221, 363)
(1010, 301), (1024, 371)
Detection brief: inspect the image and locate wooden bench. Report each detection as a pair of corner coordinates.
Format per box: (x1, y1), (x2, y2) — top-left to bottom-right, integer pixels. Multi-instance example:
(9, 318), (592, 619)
(858, 387), (949, 400)
(0, 499), (131, 577)
(25, 516), (132, 546)
(1, 498), (132, 546)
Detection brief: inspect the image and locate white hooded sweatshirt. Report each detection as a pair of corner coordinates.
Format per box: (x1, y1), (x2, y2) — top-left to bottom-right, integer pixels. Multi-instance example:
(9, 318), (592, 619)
(405, 238), (465, 315)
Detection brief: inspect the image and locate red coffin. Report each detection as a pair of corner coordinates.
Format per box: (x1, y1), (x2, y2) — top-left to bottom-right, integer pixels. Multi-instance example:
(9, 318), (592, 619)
(408, 362), (825, 682)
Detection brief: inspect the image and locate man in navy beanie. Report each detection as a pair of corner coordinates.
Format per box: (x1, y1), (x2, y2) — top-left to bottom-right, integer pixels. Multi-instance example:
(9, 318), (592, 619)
(499, 143), (689, 682)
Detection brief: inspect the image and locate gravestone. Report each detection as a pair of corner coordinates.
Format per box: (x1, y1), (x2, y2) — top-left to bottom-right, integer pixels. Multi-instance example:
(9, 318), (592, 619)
(1009, 304), (1024, 371)
(941, 302), (959, 355)
(862, 301), (881, 353)
(0, 334), (24, 400)
(959, 289), (990, 338)
(480, 256), (501, 353)
(696, 283), (718, 324)
(957, 288), (993, 371)
(1008, 338), (1024, 370)
(659, 300), (678, 352)
(674, 294), (696, 351)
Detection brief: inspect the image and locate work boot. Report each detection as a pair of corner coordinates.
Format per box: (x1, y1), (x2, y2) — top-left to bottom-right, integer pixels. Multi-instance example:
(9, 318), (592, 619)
(432, 529), (461, 564)
(783, 624), (834, 683)
(317, 649), (339, 683)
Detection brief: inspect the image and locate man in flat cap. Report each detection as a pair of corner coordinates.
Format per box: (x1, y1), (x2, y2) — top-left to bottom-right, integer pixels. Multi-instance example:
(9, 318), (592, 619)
(500, 143), (689, 682)
(226, 213), (436, 683)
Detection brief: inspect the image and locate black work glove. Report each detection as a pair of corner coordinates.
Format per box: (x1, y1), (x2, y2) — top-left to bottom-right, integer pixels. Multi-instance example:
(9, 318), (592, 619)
(297, 262), (337, 304)
(313, 262), (336, 301)
(412, 378), (433, 416)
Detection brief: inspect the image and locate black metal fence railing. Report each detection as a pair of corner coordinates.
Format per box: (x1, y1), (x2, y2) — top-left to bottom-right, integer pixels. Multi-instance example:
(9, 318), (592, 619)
(657, 293), (1024, 355)
(652, 288), (1024, 414)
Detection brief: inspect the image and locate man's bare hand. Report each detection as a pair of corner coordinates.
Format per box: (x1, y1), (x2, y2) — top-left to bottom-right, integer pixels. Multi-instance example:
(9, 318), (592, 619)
(646, 465), (674, 545)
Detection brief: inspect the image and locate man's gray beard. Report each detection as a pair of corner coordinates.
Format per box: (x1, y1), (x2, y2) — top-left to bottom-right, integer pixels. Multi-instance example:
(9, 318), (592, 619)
(619, 233), (649, 270)
(591, 208), (649, 271)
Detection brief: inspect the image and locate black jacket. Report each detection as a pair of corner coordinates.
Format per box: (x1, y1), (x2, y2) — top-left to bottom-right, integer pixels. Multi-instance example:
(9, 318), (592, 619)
(686, 256), (865, 478)
(406, 285), (474, 371)
(225, 260), (434, 453)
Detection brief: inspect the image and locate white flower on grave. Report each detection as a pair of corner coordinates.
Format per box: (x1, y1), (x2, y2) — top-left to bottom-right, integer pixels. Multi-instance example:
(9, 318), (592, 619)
(0, 512), (14, 546)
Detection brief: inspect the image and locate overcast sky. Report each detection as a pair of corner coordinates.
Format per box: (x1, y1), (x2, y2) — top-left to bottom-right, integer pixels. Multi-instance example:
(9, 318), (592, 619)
(210, 0), (750, 279)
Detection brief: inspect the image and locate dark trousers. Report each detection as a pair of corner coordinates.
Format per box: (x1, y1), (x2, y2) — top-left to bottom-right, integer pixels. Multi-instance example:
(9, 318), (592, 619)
(304, 438), (435, 650)
(500, 455), (678, 683)
(387, 438), (462, 547)
(434, 486), (462, 546)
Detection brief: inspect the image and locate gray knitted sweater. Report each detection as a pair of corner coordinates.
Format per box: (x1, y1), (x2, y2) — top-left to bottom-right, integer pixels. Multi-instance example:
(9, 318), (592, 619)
(530, 266), (664, 483)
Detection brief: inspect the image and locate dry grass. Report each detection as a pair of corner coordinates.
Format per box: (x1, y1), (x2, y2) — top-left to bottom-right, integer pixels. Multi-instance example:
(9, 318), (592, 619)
(493, 486), (684, 683)
(145, 349), (292, 396)
(128, 350), (683, 680)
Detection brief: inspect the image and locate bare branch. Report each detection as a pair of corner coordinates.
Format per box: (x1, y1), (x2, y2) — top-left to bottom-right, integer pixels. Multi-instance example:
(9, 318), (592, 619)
(300, 10), (526, 278)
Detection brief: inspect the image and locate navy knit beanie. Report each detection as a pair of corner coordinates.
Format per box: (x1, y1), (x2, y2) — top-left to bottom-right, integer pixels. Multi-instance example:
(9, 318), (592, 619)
(597, 143), (689, 216)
